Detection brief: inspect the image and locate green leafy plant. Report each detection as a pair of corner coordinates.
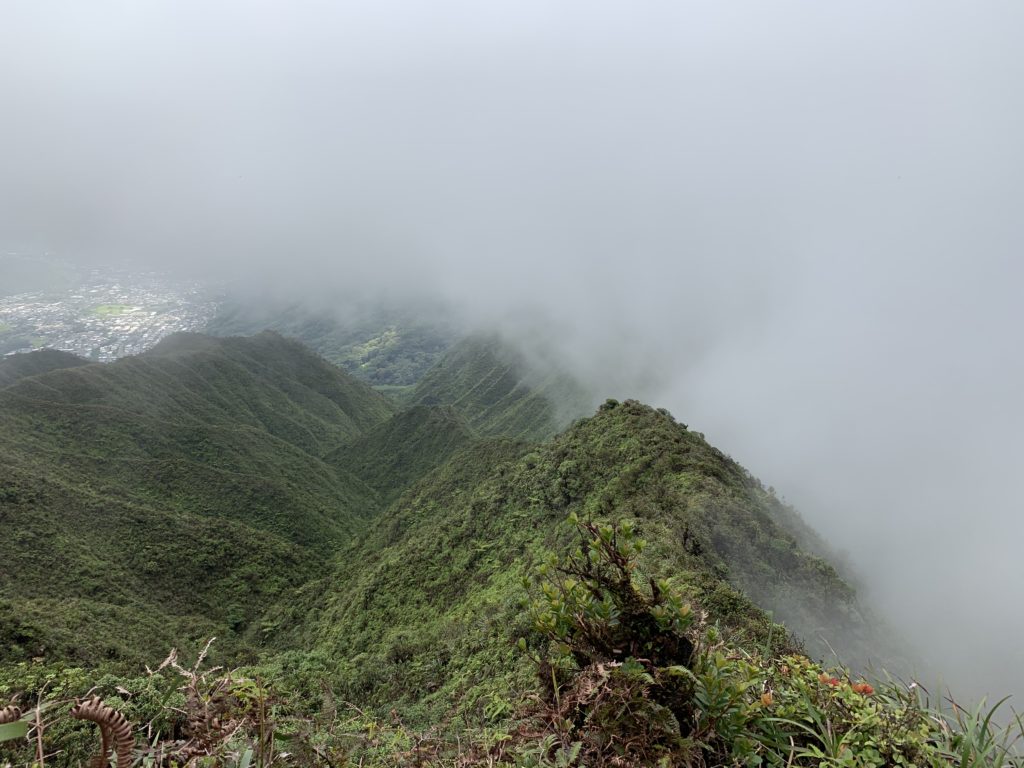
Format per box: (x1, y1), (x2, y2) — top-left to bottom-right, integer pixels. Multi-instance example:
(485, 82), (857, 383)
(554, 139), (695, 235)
(516, 515), (1024, 768)
(523, 516), (699, 766)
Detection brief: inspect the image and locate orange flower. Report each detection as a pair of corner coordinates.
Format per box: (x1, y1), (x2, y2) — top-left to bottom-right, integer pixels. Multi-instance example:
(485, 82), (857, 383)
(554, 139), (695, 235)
(760, 691), (774, 707)
(852, 682), (874, 695)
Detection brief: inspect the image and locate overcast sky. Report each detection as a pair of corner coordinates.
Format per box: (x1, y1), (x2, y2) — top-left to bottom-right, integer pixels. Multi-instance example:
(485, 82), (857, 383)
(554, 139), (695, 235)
(2, 1), (1023, 700)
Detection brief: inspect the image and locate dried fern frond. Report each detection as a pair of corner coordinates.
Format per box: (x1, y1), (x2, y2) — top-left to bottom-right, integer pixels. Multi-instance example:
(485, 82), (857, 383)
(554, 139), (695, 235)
(70, 697), (134, 768)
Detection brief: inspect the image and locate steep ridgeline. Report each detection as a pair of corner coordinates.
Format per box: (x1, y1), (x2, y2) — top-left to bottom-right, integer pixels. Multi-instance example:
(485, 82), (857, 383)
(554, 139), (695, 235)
(0, 332), (393, 665)
(411, 336), (594, 442)
(262, 400), (881, 726)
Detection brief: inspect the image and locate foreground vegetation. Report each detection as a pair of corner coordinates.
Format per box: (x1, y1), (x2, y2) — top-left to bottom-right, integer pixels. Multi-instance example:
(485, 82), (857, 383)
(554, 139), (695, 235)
(1, 518), (1020, 766)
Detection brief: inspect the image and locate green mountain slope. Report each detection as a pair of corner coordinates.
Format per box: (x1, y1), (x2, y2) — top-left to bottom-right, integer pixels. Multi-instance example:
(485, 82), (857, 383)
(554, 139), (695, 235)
(4, 334), (991, 767)
(0, 348), (90, 388)
(0, 333), (393, 665)
(263, 400), (874, 726)
(326, 404), (475, 505)
(411, 336), (593, 441)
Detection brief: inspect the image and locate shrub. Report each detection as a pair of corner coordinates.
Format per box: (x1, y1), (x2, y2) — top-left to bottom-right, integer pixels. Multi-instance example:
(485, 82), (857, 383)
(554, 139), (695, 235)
(517, 515), (1024, 768)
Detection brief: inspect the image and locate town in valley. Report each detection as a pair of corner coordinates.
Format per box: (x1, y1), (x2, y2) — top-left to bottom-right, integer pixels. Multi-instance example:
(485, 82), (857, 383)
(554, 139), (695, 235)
(0, 262), (220, 360)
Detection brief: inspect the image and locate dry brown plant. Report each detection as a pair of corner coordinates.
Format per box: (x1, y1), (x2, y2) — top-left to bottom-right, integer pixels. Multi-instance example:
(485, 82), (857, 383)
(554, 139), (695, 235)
(69, 697), (135, 768)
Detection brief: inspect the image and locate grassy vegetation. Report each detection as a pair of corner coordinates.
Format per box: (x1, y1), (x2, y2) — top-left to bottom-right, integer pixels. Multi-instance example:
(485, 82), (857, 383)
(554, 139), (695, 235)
(510, 518), (1024, 766)
(411, 336), (594, 441)
(0, 331), (1016, 766)
(0, 332), (392, 666)
(1, 521), (1019, 766)
(325, 405), (475, 505)
(259, 399), (882, 735)
(372, 383), (417, 407)
(90, 304), (135, 317)
(0, 349), (89, 389)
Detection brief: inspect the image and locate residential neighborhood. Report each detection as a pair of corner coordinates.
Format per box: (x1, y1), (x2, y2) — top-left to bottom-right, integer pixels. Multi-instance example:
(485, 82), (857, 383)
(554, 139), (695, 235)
(0, 268), (220, 360)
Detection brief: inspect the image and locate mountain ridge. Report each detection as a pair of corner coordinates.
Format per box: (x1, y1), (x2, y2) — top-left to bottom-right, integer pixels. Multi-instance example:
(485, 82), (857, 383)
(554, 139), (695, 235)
(411, 335), (594, 441)
(0, 348), (90, 389)
(0, 329), (960, 768)
(0, 332), (393, 664)
(0, 332), (883, 674)
(263, 398), (881, 727)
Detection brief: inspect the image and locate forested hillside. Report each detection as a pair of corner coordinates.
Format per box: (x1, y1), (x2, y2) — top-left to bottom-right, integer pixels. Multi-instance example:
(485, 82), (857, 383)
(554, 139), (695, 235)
(0, 348), (89, 389)
(259, 399), (877, 725)
(1, 332), (1016, 767)
(0, 333), (392, 663)
(411, 336), (593, 441)
(324, 404), (475, 505)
